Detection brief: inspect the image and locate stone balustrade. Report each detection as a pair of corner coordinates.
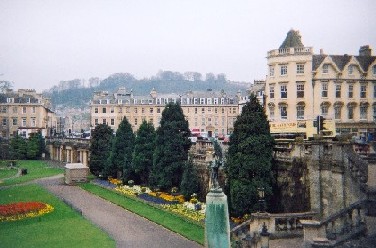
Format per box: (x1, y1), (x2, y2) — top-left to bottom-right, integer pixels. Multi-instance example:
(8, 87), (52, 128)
(301, 200), (368, 247)
(267, 47), (313, 57)
(231, 211), (316, 243)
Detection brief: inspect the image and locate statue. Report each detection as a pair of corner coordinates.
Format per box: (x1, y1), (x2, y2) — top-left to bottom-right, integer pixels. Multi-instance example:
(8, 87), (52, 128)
(210, 160), (220, 190)
(210, 140), (222, 189)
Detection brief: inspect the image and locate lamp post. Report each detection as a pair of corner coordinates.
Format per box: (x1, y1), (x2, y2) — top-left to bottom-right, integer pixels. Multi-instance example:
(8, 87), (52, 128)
(258, 187), (265, 212)
(242, 233), (253, 248)
(260, 222), (270, 248)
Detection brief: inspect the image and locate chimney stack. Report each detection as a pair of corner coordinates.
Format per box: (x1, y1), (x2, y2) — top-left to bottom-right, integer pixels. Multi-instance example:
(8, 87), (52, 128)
(320, 49), (324, 55)
(359, 45), (372, 56)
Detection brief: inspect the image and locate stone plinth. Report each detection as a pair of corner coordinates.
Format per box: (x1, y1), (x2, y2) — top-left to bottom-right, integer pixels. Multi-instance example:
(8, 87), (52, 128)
(64, 163), (89, 185)
(205, 188), (231, 248)
(301, 219), (325, 247)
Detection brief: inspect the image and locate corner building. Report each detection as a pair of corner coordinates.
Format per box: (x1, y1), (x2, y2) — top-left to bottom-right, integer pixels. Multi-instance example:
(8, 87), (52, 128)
(90, 88), (244, 137)
(0, 89), (55, 139)
(265, 30), (376, 137)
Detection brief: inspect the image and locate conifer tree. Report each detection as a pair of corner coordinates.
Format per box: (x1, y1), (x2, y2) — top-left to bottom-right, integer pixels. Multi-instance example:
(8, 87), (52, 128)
(26, 134), (39, 159)
(151, 102), (191, 190)
(132, 120), (156, 185)
(225, 93), (274, 216)
(9, 134), (27, 159)
(107, 117), (135, 180)
(90, 124), (113, 177)
(180, 158), (200, 199)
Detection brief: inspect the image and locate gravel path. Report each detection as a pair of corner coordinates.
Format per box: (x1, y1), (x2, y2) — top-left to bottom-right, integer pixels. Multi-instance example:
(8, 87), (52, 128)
(36, 175), (202, 248)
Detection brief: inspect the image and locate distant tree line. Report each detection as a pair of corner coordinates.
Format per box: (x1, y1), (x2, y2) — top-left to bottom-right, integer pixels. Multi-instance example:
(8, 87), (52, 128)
(43, 71), (248, 108)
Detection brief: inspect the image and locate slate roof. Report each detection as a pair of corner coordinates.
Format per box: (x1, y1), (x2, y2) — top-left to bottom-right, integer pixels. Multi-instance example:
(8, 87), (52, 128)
(330, 55), (352, 71)
(312, 55), (327, 71)
(312, 54), (376, 72)
(279, 29), (304, 49)
(356, 56), (376, 71)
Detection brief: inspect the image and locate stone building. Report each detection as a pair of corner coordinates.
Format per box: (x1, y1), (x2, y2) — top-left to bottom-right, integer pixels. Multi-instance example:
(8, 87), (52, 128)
(265, 29), (376, 138)
(0, 89), (56, 139)
(90, 87), (245, 137)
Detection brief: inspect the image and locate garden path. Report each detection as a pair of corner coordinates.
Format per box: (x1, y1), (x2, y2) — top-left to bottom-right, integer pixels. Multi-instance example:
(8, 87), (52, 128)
(36, 175), (202, 248)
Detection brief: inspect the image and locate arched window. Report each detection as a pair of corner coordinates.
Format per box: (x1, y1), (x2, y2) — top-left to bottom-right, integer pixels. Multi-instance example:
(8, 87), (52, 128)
(347, 102), (357, 120)
(278, 102), (288, 120)
(296, 101), (305, 120)
(320, 101), (331, 116)
(333, 101), (344, 120)
(268, 103), (275, 120)
(360, 102), (369, 120)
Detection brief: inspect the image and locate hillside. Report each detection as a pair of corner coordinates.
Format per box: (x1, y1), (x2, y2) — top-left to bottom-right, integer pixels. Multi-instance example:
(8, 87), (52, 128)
(43, 72), (250, 109)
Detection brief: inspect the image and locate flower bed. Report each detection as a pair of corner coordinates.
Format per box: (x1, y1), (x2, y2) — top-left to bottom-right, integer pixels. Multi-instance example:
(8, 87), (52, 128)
(98, 178), (205, 224)
(161, 203), (206, 223)
(137, 193), (176, 205)
(92, 179), (117, 189)
(148, 192), (185, 204)
(0, 201), (54, 222)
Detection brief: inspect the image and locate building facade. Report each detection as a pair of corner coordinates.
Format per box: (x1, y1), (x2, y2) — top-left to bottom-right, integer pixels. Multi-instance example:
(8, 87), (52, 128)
(90, 88), (244, 137)
(0, 89), (56, 139)
(265, 30), (376, 138)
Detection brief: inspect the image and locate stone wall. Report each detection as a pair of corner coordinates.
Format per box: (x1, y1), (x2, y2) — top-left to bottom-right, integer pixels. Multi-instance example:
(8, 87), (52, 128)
(273, 140), (368, 218)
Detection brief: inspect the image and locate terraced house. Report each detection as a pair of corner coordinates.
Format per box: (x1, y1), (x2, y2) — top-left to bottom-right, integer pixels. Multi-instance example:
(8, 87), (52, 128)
(0, 89), (55, 139)
(265, 29), (376, 138)
(90, 87), (246, 137)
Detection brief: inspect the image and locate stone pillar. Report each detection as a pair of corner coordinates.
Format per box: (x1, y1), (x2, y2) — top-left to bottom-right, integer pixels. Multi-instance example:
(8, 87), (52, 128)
(301, 220), (325, 247)
(205, 188), (231, 248)
(308, 160), (322, 217)
(83, 151), (88, 167)
(72, 149), (77, 163)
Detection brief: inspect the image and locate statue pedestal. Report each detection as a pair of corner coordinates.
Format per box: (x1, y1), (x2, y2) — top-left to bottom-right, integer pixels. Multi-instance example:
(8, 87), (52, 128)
(205, 188), (231, 248)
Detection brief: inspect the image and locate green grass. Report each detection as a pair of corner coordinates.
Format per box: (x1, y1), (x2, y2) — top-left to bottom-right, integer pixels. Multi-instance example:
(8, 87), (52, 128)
(0, 184), (115, 248)
(80, 183), (205, 245)
(0, 160), (63, 186)
(0, 167), (18, 179)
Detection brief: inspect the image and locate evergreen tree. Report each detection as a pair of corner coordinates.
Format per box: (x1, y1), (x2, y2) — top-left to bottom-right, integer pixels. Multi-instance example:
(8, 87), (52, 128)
(180, 158), (200, 199)
(90, 124), (113, 177)
(107, 117), (135, 180)
(225, 93), (274, 216)
(27, 134), (39, 159)
(36, 131), (46, 158)
(9, 134), (27, 159)
(151, 102), (191, 190)
(132, 120), (156, 185)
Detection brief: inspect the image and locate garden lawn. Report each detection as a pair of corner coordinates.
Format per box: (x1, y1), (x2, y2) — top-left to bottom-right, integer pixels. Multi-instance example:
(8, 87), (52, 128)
(80, 183), (205, 245)
(0, 160), (63, 186)
(0, 167), (18, 179)
(0, 184), (115, 248)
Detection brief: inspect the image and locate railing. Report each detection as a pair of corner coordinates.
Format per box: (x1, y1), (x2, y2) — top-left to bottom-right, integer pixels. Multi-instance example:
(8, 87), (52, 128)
(273, 150), (293, 162)
(47, 137), (90, 145)
(230, 211), (316, 241)
(345, 146), (368, 191)
(301, 200), (368, 246)
(267, 47), (313, 57)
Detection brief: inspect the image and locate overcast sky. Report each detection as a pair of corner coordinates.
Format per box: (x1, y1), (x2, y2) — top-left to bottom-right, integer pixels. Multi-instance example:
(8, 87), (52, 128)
(1, 0), (375, 91)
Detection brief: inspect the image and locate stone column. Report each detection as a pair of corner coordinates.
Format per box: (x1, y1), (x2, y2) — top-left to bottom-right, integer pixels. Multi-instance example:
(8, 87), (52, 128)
(205, 188), (231, 248)
(83, 151), (88, 167)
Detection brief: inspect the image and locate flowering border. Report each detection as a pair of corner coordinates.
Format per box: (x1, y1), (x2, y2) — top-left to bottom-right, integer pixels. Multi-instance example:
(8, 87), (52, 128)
(0, 202), (54, 222)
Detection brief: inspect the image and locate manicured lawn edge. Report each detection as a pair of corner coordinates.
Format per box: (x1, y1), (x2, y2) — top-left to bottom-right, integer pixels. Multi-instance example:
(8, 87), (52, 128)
(80, 183), (205, 245)
(0, 160), (63, 186)
(0, 167), (18, 179)
(0, 184), (115, 248)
